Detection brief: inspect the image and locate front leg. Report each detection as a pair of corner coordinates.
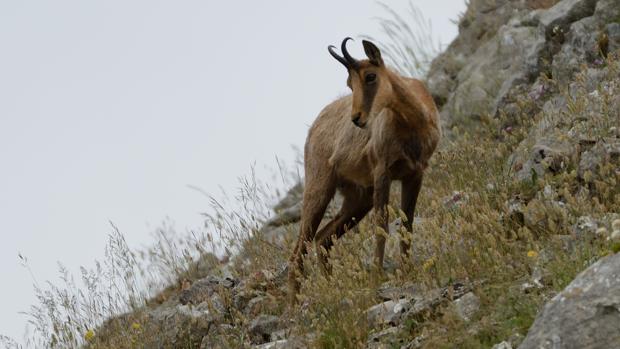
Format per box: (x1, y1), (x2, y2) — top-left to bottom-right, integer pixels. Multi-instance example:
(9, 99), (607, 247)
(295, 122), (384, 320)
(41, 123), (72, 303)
(373, 167), (391, 269)
(400, 171), (424, 257)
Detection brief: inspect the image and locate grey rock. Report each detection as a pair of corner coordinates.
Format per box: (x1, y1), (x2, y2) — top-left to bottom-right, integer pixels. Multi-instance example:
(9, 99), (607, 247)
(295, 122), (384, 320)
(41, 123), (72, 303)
(521, 280), (544, 294)
(364, 281), (467, 332)
(594, 0), (620, 25)
(537, 0), (597, 35)
(492, 341), (513, 349)
(179, 274), (236, 305)
(252, 329), (310, 349)
(367, 299), (412, 327)
(366, 326), (404, 349)
(403, 289), (442, 321)
(443, 23), (545, 126)
(426, 0), (531, 112)
(426, 69), (453, 105)
(264, 202), (302, 228)
(551, 16), (599, 85)
(149, 303), (214, 348)
(253, 338), (309, 349)
(402, 282), (473, 322)
(270, 328), (289, 341)
(401, 333), (427, 349)
(429, 0), (613, 130)
(453, 292), (481, 322)
(519, 252), (620, 349)
(249, 314), (281, 344)
(608, 23), (620, 51)
(572, 215), (598, 236)
(514, 137), (575, 183)
(578, 138), (620, 179)
(253, 339), (290, 349)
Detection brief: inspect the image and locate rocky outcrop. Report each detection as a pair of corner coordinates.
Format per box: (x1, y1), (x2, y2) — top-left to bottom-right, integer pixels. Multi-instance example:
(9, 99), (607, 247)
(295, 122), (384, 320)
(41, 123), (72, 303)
(519, 252), (620, 349)
(427, 0), (618, 129)
(90, 0), (620, 347)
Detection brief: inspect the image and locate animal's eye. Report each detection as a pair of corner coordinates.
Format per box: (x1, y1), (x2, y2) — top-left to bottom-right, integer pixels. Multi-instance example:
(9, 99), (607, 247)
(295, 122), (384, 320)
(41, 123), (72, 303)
(365, 73), (377, 84)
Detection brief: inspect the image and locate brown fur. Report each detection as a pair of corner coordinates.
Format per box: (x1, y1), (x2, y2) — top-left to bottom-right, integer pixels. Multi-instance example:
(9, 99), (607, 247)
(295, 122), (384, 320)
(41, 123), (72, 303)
(287, 39), (441, 304)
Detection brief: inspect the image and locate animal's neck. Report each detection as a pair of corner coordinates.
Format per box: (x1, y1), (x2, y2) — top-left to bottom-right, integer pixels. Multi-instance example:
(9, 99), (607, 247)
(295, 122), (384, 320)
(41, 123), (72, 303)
(385, 72), (432, 135)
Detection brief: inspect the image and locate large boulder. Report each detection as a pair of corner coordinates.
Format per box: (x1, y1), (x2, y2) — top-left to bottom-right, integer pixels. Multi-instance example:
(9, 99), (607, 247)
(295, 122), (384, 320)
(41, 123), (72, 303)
(427, 0), (616, 130)
(442, 23), (545, 126)
(427, 0), (536, 107)
(519, 252), (620, 349)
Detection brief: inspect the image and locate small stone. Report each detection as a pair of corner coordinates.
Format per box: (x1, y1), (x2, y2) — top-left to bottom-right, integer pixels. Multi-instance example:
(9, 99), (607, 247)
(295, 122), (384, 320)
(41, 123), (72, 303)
(253, 339), (289, 349)
(263, 202), (302, 228)
(270, 328), (289, 341)
(573, 216), (598, 236)
(401, 333), (427, 349)
(366, 299), (411, 327)
(521, 282), (538, 294)
(249, 315), (280, 344)
(492, 341), (512, 349)
(367, 326), (402, 348)
(453, 292), (480, 322)
(611, 230), (620, 242)
(180, 275), (236, 305)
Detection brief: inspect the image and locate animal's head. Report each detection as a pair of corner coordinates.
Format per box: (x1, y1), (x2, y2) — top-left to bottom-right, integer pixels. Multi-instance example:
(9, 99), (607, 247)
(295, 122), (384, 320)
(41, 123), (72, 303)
(329, 37), (390, 129)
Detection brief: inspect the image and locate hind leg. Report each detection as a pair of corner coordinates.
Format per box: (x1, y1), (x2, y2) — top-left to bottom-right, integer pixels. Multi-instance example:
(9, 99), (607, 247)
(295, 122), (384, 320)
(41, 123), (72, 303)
(314, 185), (373, 274)
(287, 170), (336, 304)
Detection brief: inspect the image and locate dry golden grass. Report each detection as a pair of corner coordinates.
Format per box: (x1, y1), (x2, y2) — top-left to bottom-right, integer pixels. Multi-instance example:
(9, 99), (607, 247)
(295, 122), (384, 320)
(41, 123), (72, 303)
(6, 4), (620, 348)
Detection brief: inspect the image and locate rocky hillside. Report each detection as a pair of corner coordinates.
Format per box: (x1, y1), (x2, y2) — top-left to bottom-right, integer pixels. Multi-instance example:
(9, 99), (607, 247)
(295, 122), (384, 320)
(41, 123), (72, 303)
(82, 0), (619, 348)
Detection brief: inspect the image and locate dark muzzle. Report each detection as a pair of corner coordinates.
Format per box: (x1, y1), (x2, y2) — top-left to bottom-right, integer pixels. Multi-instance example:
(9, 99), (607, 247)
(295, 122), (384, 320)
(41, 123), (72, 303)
(352, 114), (364, 128)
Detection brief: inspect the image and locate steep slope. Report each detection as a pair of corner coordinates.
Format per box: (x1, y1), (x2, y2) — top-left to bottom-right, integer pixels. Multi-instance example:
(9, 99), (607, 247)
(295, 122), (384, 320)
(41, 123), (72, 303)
(87, 0), (620, 348)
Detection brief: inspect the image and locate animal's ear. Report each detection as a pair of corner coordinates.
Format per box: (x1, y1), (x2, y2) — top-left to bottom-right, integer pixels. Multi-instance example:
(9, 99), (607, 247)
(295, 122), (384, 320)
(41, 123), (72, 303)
(362, 40), (384, 66)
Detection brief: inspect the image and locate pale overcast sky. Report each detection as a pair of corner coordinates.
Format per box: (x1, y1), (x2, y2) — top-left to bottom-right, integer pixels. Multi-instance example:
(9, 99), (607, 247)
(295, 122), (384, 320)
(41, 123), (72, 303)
(0, 0), (466, 343)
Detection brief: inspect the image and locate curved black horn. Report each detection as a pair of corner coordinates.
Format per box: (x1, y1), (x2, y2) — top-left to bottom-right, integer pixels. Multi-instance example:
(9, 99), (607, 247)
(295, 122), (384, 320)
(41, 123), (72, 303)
(341, 37), (358, 68)
(328, 45), (350, 69)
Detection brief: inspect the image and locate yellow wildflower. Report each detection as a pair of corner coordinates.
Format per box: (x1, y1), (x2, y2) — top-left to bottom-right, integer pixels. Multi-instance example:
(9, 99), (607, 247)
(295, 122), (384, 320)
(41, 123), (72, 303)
(131, 322), (141, 330)
(84, 329), (95, 341)
(527, 250), (538, 258)
(422, 257), (435, 271)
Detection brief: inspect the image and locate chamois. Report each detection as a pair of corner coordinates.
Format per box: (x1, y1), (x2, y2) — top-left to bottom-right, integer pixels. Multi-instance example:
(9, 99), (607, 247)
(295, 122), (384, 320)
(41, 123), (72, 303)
(288, 38), (441, 303)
